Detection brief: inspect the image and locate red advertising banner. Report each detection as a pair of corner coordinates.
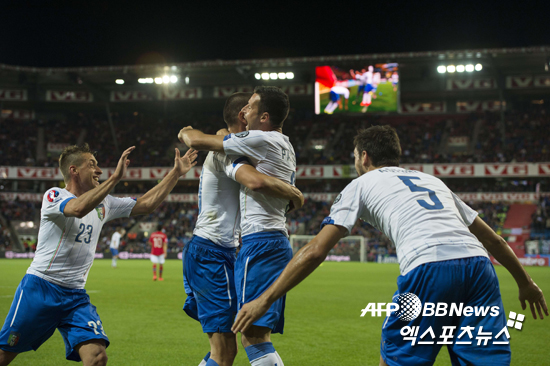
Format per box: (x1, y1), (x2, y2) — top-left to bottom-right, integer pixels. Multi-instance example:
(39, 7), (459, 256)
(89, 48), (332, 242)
(447, 79), (496, 90)
(213, 86), (255, 98)
(0, 89), (27, 101)
(160, 88), (202, 100)
(506, 75), (550, 89)
(456, 101), (505, 112)
(46, 91), (93, 102)
(1, 110), (34, 120)
(401, 102), (446, 113)
(1, 163), (549, 181)
(110, 91), (153, 102)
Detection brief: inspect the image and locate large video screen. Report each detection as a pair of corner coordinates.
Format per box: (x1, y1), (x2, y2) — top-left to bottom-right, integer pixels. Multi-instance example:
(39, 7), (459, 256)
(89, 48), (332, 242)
(315, 63), (399, 114)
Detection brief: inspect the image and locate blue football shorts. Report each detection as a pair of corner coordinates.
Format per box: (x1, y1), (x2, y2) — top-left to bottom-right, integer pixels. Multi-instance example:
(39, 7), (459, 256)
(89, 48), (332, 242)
(380, 256), (511, 366)
(0, 274), (109, 362)
(182, 236), (237, 333)
(235, 231), (293, 334)
(110, 248), (119, 256)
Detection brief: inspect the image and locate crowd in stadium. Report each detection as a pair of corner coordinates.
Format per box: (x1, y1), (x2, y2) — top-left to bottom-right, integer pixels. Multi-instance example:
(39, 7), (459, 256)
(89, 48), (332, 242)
(1, 107), (549, 168)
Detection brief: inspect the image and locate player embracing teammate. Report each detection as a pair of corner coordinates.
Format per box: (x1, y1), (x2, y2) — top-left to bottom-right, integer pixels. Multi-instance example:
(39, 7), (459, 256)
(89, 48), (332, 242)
(180, 86), (298, 366)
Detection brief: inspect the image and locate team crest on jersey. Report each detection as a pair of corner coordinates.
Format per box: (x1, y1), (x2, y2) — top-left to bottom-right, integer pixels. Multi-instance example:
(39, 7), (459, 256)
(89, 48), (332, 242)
(47, 190), (59, 202)
(95, 204), (105, 221)
(8, 332), (20, 346)
(333, 193), (342, 205)
(235, 131), (249, 138)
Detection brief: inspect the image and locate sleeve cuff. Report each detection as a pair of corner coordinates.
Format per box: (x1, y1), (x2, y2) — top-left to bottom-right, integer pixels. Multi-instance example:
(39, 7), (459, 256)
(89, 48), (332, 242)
(59, 197), (76, 214)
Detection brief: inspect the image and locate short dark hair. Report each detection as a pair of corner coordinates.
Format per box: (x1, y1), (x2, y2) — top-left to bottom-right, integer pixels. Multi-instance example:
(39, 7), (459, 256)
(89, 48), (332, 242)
(223, 92), (252, 127)
(253, 86), (290, 128)
(353, 125), (401, 167)
(157, 224), (163, 232)
(59, 143), (95, 183)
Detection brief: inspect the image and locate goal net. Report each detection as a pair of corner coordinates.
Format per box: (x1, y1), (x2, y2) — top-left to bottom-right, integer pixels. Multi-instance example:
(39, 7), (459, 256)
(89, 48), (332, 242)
(289, 235), (366, 262)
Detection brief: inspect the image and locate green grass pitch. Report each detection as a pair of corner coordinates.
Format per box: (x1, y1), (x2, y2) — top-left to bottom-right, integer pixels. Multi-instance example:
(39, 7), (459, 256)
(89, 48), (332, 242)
(1, 259), (549, 365)
(319, 82), (398, 114)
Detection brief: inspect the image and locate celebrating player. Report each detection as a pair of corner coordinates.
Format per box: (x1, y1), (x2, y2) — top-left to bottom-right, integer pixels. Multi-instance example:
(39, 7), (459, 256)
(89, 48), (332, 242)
(232, 125), (549, 366)
(0, 143), (197, 366)
(179, 86), (296, 366)
(180, 92), (303, 366)
(110, 227), (124, 268)
(149, 225), (168, 281)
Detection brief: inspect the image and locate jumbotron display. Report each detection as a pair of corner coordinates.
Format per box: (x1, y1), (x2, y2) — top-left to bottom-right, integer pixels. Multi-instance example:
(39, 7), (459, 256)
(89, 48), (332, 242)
(315, 63), (399, 114)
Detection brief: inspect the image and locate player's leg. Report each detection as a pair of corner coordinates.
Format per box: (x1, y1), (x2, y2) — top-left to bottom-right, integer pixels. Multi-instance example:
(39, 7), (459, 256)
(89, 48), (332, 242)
(57, 289), (110, 364)
(236, 233), (293, 366)
(207, 332), (238, 366)
(241, 326), (284, 366)
(151, 255), (158, 280)
(0, 350), (18, 366)
(378, 355), (388, 366)
(0, 275), (60, 363)
(183, 237), (238, 366)
(447, 257), (511, 366)
(159, 254), (165, 280)
(75, 340), (107, 366)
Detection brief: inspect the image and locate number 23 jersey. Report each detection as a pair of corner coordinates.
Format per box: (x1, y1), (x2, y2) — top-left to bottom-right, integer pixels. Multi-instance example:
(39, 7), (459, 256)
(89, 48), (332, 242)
(27, 188), (136, 289)
(324, 167), (488, 275)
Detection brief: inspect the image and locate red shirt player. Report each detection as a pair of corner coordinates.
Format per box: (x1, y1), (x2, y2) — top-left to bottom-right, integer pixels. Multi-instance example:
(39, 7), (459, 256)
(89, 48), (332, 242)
(149, 225), (168, 281)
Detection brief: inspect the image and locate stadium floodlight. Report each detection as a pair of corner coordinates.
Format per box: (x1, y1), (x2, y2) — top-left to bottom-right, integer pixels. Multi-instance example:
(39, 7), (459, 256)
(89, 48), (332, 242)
(255, 73), (261, 80)
(138, 78), (154, 84)
(437, 66), (446, 74)
(475, 63), (483, 71)
(115, 79), (125, 84)
(456, 65), (465, 72)
(447, 65), (456, 73)
(155, 77), (163, 84)
(465, 64), (475, 72)
(261, 73), (269, 80)
(162, 75), (170, 84)
(185, 76), (190, 85)
(170, 75), (178, 83)
(286, 72), (294, 79)
(278, 72), (286, 79)
(270, 73), (278, 80)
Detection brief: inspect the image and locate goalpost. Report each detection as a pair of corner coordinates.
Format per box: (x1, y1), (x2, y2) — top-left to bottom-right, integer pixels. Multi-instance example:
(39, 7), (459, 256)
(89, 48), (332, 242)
(289, 235), (367, 262)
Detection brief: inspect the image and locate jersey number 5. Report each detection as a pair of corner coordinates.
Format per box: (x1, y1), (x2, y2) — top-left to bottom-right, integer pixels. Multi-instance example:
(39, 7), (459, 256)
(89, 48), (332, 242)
(397, 176), (444, 210)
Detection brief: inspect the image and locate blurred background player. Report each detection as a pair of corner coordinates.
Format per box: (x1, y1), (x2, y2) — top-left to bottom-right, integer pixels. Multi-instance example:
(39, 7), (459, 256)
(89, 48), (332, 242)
(180, 92), (303, 366)
(149, 225), (168, 281)
(0, 144), (197, 366)
(180, 86), (296, 366)
(323, 86), (350, 114)
(110, 227), (124, 268)
(233, 125), (548, 366)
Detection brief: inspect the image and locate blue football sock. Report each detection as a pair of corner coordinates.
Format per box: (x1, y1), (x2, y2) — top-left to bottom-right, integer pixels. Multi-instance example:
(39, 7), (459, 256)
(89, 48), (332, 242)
(205, 359), (219, 366)
(245, 342), (282, 365)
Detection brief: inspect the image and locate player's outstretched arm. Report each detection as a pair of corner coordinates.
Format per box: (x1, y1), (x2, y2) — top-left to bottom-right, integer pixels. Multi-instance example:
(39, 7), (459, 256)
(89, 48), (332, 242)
(234, 165), (304, 212)
(469, 216), (549, 319)
(232, 224), (347, 333)
(178, 126), (225, 153)
(130, 148), (198, 216)
(64, 146), (135, 218)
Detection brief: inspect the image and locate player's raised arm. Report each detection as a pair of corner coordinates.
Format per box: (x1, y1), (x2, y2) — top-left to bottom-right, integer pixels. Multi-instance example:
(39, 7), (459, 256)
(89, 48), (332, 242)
(232, 224), (347, 333)
(234, 165), (304, 211)
(64, 146), (135, 218)
(468, 216), (549, 319)
(130, 148), (198, 216)
(178, 126), (225, 152)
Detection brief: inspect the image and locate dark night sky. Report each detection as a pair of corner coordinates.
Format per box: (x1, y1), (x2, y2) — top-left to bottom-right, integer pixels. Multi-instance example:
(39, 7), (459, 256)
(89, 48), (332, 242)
(1, 0), (549, 68)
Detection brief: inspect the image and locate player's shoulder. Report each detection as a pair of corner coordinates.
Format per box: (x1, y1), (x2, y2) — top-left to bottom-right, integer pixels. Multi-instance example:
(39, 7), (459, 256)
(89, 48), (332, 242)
(43, 187), (72, 204)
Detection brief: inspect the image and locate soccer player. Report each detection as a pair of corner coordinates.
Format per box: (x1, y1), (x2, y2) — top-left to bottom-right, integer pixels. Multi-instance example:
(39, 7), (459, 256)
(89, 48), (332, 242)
(149, 225), (168, 281)
(323, 86), (350, 114)
(181, 92), (303, 366)
(179, 86), (296, 366)
(110, 227), (124, 268)
(233, 125), (549, 366)
(0, 144), (198, 366)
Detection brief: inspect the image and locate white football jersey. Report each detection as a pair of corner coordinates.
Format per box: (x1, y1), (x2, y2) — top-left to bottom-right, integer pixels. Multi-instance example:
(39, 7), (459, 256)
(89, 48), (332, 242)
(193, 151), (247, 248)
(325, 167), (488, 275)
(223, 130), (296, 237)
(331, 86), (350, 99)
(110, 231), (121, 249)
(27, 188), (136, 288)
